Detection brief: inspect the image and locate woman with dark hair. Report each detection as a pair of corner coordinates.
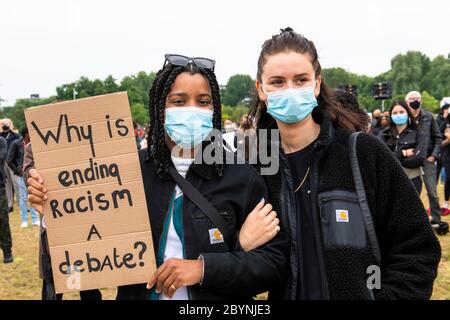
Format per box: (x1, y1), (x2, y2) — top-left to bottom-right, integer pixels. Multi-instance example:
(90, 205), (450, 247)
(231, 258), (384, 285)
(378, 101), (427, 193)
(26, 54), (288, 300)
(245, 27), (440, 300)
(438, 100), (450, 210)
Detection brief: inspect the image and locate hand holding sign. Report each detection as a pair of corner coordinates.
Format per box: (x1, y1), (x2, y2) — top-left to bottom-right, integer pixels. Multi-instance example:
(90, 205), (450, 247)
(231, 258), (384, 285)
(25, 92), (156, 293)
(27, 168), (46, 214)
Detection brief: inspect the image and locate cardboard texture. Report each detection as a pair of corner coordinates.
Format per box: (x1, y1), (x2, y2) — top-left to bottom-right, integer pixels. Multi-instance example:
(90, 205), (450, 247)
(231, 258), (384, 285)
(24, 92), (156, 294)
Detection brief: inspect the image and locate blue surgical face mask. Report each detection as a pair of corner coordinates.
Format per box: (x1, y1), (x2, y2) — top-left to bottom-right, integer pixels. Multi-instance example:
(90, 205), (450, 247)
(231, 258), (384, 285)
(391, 113), (408, 126)
(263, 84), (318, 124)
(164, 106), (213, 148)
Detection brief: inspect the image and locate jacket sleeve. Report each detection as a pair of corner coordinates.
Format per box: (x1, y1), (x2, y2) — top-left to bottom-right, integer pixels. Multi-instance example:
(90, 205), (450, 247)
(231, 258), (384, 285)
(430, 114), (442, 159)
(400, 128), (428, 168)
(0, 137), (7, 165)
(358, 134), (441, 300)
(6, 140), (19, 175)
(23, 143), (35, 186)
(199, 170), (289, 297)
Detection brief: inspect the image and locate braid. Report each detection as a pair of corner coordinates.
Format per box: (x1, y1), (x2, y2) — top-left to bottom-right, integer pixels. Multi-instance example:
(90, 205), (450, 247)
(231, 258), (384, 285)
(198, 69), (222, 131)
(147, 62), (223, 179)
(198, 68), (224, 176)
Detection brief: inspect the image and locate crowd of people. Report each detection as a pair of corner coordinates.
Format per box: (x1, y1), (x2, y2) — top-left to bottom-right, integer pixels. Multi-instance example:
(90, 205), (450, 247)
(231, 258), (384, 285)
(0, 118), (39, 264)
(1, 27), (448, 300)
(369, 95), (450, 234)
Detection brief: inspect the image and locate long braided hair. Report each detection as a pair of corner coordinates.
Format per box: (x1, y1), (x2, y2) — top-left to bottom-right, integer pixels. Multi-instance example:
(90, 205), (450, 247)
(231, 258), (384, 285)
(146, 63), (222, 179)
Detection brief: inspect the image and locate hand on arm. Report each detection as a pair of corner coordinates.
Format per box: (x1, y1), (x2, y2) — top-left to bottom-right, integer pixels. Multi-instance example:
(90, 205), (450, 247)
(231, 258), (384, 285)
(238, 199), (280, 252)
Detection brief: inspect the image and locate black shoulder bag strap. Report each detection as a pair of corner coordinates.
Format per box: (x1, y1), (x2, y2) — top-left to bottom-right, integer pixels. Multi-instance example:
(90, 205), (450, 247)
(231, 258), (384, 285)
(349, 132), (381, 264)
(168, 166), (230, 250)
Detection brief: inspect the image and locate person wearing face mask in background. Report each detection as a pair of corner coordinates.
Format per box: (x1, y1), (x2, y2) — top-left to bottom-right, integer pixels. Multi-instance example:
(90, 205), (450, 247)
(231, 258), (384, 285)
(378, 101), (427, 193)
(0, 118), (21, 213)
(246, 27), (440, 300)
(435, 98), (450, 185)
(437, 97), (450, 213)
(27, 54), (289, 300)
(6, 127), (40, 228)
(222, 119), (237, 152)
(0, 135), (12, 263)
(406, 91), (443, 226)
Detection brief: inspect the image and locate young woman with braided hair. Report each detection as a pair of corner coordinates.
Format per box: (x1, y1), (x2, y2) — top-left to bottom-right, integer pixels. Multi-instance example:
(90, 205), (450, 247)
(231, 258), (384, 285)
(27, 54), (289, 300)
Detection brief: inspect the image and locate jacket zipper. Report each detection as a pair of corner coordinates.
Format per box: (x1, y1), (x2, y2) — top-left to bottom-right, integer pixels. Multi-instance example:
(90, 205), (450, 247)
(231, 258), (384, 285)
(182, 172), (194, 301)
(283, 160), (303, 300)
(310, 157), (330, 300)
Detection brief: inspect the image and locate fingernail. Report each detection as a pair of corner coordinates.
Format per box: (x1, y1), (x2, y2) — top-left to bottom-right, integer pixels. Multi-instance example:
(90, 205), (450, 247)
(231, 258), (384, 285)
(260, 197), (265, 203)
(39, 179), (43, 183)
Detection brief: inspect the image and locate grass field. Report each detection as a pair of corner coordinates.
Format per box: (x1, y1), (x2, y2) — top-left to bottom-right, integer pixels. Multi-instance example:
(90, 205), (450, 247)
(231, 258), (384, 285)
(0, 184), (449, 300)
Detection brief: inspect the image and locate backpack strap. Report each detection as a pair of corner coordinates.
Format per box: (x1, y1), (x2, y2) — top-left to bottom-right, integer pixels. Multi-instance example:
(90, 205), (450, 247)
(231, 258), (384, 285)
(349, 132), (381, 264)
(168, 166), (230, 250)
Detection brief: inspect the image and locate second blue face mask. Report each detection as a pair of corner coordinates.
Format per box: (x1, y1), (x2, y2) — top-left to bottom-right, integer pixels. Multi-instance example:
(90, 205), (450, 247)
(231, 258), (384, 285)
(391, 113), (409, 126)
(164, 106), (213, 149)
(264, 85), (319, 124)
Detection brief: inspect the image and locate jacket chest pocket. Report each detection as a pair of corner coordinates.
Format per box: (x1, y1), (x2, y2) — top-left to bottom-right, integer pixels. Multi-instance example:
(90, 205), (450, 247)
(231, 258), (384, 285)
(191, 207), (236, 227)
(318, 190), (367, 249)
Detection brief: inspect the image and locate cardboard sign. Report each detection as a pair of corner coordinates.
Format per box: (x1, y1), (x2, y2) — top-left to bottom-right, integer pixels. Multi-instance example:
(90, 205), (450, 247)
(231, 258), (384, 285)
(25, 92), (156, 294)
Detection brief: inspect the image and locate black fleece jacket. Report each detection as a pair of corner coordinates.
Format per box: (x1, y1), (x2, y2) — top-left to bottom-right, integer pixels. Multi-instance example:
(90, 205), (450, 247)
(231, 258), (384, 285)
(264, 114), (441, 300)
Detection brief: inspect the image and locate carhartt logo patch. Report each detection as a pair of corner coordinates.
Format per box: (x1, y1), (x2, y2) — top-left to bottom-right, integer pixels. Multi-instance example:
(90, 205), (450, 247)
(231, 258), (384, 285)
(336, 210), (349, 223)
(209, 228), (224, 244)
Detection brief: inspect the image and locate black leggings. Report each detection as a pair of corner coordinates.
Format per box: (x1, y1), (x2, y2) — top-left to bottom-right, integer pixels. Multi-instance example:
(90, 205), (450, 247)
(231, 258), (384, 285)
(411, 177), (423, 195)
(443, 161), (450, 201)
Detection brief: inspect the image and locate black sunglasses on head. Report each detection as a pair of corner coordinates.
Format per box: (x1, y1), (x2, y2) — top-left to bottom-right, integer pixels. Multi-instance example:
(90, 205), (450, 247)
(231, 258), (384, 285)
(163, 54), (216, 72)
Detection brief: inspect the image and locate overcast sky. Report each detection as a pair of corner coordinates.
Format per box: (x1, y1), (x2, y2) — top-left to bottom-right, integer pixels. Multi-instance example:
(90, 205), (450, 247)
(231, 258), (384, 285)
(0, 0), (448, 105)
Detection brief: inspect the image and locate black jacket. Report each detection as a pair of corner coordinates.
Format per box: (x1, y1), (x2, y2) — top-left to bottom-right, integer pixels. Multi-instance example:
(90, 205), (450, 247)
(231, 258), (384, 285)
(378, 126), (428, 169)
(0, 137), (7, 187)
(263, 115), (441, 300)
(413, 109), (442, 159)
(6, 138), (24, 176)
(436, 114), (450, 162)
(116, 147), (289, 300)
(0, 130), (20, 151)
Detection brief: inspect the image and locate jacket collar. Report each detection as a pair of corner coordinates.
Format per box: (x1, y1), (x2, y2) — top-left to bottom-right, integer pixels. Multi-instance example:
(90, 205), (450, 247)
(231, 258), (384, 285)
(277, 113), (335, 162)
(314, 114), (335, 152)
(190, 146), (215, 180)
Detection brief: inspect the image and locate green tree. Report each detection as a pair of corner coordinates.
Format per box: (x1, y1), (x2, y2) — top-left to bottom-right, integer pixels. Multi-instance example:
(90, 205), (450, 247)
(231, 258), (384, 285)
(120, 71), (156, 107)
(103, 75), (120, 93)
(322, 68), (352, 88)
(390, 51), (431, 95)
(222, 74), (254, 106)
(0, 96), (57, 131)
(421, 55), (450, 99)
(130, 103), (148, 125)
(421, 91), (440, 113)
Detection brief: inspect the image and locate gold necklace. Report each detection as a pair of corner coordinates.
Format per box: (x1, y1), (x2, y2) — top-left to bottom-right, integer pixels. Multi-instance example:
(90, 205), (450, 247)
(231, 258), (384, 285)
(294, 166), (311, 193)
